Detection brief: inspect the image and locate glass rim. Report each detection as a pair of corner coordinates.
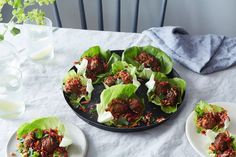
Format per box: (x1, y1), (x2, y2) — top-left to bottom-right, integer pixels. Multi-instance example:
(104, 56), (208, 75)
(0, 66), (22, 81)
(24, 17), (52, 27)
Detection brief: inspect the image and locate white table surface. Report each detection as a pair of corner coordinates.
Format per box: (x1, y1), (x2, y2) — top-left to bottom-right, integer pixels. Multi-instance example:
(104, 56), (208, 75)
(1, 26), (236, 157)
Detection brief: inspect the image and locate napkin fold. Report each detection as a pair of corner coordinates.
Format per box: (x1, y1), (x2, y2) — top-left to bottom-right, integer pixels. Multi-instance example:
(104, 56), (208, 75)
(143, 26), (236, 74)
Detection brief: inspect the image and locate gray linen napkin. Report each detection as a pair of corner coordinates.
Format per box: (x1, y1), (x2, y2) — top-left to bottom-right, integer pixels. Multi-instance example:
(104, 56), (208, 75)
(143, 26), (236, 74)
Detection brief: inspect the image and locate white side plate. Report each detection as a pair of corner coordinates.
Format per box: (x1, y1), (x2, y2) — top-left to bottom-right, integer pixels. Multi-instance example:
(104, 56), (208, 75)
(185, 102), (236, 157)
(6, 121), (88, 157)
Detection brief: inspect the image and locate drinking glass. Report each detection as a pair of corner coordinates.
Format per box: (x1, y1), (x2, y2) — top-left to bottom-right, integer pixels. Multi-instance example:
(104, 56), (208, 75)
(24, 17), (54, 71)
(0, 66), (25, 119)
(0, 40), (19, 68)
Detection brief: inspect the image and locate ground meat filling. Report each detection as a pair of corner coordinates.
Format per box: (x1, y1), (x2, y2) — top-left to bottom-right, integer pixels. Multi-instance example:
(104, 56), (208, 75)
(197, 111), (228, 130)
(84, 56), (108, 81)
(104, 70), (133, 87)
(155, 81), (179, 106)
(64, 77), (87, 97)
(105, 98), (143, 125)
(135, 51), (161, 72)
(104, 76), (116, 86)
(19, 129), (68, 157)
(209, 132), (236, 157)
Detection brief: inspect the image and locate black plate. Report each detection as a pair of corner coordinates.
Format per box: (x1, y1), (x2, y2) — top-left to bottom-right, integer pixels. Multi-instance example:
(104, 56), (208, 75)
(63, 50), (185, 132)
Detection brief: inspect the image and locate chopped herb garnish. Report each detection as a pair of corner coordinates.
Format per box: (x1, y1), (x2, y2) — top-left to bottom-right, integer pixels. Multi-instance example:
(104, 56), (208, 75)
(35, 129), (43, 139)
(117, 118), (129, 126)
(159, 93), (166, 100)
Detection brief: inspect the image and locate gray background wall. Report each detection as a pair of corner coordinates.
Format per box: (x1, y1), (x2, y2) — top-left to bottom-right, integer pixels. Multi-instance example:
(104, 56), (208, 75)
(2, 0), (236, 36)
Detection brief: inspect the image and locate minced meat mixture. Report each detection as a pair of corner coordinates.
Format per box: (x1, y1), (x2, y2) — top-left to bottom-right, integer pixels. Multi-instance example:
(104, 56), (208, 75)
(64, 77), (87, 97)
(155, 81), (179, 106)
(18, 129), (68, 157)
(209, 132), (236, 157)
(105, 98), (143, 125)
(84, 56), (108, 81)
(135, 51), (161, 72)
(104, 70), (133, 87)
(197, 111), (228, 130)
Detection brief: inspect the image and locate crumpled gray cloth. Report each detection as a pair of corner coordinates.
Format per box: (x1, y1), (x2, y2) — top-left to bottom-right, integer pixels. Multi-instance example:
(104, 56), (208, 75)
(143, 26), (236, 74)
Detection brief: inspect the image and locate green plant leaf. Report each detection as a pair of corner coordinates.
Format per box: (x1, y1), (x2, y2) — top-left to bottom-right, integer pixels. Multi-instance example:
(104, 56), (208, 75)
(117, 118), (129, 126)
(13, 0), (22, 8)
(10, 27), (20, 36)
(122, 45), (173, 78)
(37, 0), (55, 5)
(103, 61), (140, 88)
(35, 129), (43, 139)
(96, 84), (138, 124)
(145, 72), (186, 113)
(80, 46), (111, 62)
(193, 100), (229, 133)
(0, 34), (4, 41)
(27, 9), (46, 25)
(79, 46), (121, 84)
(17, 116), (72, 149)
(63, 67), (94, 108)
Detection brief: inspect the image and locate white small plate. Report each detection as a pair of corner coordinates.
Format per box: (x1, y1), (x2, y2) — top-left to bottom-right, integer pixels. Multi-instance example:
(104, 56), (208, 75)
(6, 121), (88, 157)
(186, 102), (236, 157)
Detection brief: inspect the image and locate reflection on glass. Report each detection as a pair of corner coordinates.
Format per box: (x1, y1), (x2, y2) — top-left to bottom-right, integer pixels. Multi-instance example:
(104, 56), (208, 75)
(0, 66), (25, 119)
(24, 17), (54, 72)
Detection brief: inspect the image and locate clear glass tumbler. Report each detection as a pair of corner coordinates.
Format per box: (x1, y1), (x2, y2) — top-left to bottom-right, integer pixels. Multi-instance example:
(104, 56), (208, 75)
(0, 66), (25, 119)
(24, 17), (54, 65)
(0, 40), (19, 68)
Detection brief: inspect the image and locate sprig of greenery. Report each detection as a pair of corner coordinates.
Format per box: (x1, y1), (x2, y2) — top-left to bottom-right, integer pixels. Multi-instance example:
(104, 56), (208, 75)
(0, 0), (55, 41)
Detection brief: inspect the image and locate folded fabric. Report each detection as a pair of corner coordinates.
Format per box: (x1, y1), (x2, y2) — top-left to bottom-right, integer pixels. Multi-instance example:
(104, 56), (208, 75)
(143, 26), (236, 74)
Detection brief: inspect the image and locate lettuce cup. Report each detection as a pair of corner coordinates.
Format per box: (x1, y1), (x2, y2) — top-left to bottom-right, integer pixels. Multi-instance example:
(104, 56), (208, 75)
(145, 72), (186, 113)
(207, 131), (236, 157)
(17, 117), (72, 157)
(122, 45), (173, 79)
(63, 59), (94, 111)
(76, 46), (120, 84)
(194, 100), (230, 134)
(103, 61), (140, 88)
(96, 84), (144, 127)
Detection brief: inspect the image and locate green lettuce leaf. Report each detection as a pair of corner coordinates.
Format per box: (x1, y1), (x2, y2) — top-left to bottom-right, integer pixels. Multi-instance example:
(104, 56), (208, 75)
(94, 53), (120, 84)
(122, 45), (173, 78)
(145, 72), (186, 113)
(81, 45), (111, 61)
(194, 100), (229, 133)
(103, 61), (140, 88)
(79, 46), (120, 84)
(17, 117), (72, 147)
(96, 84), (137, 124)
(63, 60), (94, 108)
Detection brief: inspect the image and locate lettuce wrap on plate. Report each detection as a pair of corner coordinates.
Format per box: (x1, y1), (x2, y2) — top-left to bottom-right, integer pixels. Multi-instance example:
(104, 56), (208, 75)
(103, 61), (140, 88)
(145, 72), (186, 113)
(17, 117), (72, 157)
(76, 46), (120, 84)
(96, 84), (144, 127)
(122, 45), (173, 79)
(194, 100), (230, 134)
(63, 59), (94, 110)
(206, 131), (236, 157)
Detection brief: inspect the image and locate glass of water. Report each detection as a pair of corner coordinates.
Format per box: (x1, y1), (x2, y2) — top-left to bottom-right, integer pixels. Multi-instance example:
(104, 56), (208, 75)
(24, 17), (54, 71)
(0, 66), (25, 119)
(0, 40), (19, 68)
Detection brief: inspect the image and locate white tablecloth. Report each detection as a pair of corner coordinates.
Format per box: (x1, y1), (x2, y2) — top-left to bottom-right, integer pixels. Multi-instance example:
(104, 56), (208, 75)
(1, 27), (236, 157)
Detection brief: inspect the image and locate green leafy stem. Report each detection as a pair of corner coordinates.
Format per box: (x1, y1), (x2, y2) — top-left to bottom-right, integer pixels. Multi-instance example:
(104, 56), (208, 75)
(0, 0), (55, 41)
